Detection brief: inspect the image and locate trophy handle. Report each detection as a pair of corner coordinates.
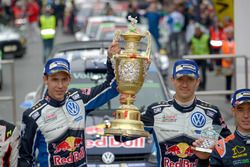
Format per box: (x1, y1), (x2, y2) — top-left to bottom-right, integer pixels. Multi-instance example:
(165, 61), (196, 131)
(144, 31), (151, 59)
(113, 30), (122, 43)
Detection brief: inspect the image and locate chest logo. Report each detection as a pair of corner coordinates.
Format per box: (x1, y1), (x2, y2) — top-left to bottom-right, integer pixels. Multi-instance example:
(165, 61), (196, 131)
(191, 112), (206, 128)
(66, 100), (80, 116)
(232, 145), (247, 159)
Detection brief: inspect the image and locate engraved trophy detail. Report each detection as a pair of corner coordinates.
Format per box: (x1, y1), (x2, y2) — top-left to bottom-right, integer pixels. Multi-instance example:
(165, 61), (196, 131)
(194, 125), (222, 153)
(104, 16), (151, 138)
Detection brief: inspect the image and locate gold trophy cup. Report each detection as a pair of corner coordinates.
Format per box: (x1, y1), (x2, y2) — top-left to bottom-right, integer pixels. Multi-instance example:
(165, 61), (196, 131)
(104, 16), (151, 138)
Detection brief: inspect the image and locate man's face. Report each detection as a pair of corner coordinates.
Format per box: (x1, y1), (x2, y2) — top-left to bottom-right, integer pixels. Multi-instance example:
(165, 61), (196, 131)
(232, 102), (250, 133)
(43, 71), (71, 101)
(171, 76), (200, 102)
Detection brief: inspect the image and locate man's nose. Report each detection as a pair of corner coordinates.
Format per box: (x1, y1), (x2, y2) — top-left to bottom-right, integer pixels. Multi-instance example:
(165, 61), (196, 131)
(58, 80), (64, 87)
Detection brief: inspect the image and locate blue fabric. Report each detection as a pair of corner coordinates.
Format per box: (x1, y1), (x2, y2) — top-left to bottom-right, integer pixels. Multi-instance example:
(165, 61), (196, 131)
(231, 88), (250, 107)
(172, 59), (199, 79)
(44, 57), (71, 75)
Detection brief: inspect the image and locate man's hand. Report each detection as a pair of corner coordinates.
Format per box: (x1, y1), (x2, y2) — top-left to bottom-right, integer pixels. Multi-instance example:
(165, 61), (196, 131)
(192, 138), (215, 160)
(108, 41), (121, 59)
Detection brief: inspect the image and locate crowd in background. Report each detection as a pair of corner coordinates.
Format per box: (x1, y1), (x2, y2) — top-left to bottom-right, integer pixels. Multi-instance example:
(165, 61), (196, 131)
(0, 0), (235, 97)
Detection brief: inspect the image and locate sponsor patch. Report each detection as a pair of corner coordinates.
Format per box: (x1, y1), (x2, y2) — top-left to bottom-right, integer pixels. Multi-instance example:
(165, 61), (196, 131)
(153, 107), (162, 114)
(191, 112), (206, 128)
(72, 94), (80, 100)
(66, 100), (80, 116)
(232, 145), (247, 159)
(44, 111), (57, 123)
(165, 143), (194, 158)
(81, 88), (91, 95)
(31, 111), (40, 120)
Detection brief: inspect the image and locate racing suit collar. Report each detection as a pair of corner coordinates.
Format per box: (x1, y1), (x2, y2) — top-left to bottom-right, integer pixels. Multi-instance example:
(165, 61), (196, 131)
(44, 91), (66, 107)
(235, 130), (250, 144)
(173, 98), (197, 113)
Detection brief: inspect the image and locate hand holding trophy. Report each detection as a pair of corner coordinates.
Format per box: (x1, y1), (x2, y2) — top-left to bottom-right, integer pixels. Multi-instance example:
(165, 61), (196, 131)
(193, 125), (223, 153)
(104, 16), (151, 138)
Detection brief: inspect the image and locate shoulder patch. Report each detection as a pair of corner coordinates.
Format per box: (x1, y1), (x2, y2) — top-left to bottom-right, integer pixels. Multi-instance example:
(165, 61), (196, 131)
(31, 100), (46, 111)
(196, 99), (219, 118)
(216, 134), (235, 158)
(81, 88), (91, 95)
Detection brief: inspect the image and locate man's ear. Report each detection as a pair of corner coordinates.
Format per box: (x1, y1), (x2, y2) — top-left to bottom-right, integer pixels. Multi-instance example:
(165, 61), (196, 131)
(170, 77), (174, 84)
(231, 107), (236, 117)
(196, 78), (201, 85)
(43, 75), (48, 85)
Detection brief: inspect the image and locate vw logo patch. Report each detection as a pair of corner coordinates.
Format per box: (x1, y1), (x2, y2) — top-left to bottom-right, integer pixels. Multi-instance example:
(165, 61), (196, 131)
(102, 152), (115, 164)
(191, 112), (206, 128)
(66, 101), (80, 116)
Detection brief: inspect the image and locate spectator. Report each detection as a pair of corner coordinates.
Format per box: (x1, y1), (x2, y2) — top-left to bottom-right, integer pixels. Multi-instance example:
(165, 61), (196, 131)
(26, 0), (40, 41)
(12, 1), (26, 27)
(0, 6), (10, 25)
(190, 23), (210, 90)
(167, 3), (185, 58)
(210, 88), (250, 166)
(67, 0), (77, 34)
(144, 1), (163, 51)
(103, 2), (114, 16)
(221, 27), (235, 102)
(39, 6), (57, 63)
(0, 119), (20, 167)
(18, 42), (121, 166)
(54, 0), (65, 28)
(209, 17), (225, 75)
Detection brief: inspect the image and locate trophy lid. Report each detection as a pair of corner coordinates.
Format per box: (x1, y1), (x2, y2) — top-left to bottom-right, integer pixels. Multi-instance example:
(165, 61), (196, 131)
(121, 16), (144, 42)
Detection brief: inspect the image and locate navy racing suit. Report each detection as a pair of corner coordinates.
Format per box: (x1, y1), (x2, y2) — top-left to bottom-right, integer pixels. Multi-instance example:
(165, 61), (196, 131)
(141, 98), (231, 167)
(210, 130), (250, 167)
(18, 60), (119, 167)
(0, 120), (20, 167)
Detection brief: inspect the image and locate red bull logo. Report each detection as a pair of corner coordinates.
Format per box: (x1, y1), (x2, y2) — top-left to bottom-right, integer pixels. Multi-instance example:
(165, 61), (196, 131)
(53, 147), (85, 165)
(165, 143), (194, 158)
(52, 136), (85, 165)
(164, 158), (198, 167)
(53, 136), (83, 154)
(86, 136), (145, 148)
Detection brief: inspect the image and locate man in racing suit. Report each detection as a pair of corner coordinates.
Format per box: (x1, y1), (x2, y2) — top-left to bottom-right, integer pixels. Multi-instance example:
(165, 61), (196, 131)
(210, 88), (250, 167)
(141, 59), (231, 167)
(18, 42), (120, 167)
(0, 120), (20, 167)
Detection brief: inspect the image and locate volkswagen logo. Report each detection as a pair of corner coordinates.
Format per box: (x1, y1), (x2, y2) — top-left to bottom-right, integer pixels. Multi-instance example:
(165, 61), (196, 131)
(191, 112), (206, 128)
(66, 100), (80, 116)
(102, 152), (115, 164)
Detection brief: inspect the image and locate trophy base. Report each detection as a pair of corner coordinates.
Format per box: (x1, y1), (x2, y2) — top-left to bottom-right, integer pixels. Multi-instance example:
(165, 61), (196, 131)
(194, 147), (212, 153)
(104, 119), (149, 138)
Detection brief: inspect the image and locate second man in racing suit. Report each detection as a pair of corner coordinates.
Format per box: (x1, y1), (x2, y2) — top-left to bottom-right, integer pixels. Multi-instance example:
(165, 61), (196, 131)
(18, 42), (120, 167)
(210, 88), (250, 167)
(141, 59), (231, 167)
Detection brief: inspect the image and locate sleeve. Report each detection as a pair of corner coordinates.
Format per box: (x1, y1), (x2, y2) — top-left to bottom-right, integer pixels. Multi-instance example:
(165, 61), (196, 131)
(212, 108), (231, 138)
(81, 59), (119, 113)
(209, 149), (224, 167)
(18, 110), (38, 167)
(141, 102), (157, 126)
(10, 126), (20, 167)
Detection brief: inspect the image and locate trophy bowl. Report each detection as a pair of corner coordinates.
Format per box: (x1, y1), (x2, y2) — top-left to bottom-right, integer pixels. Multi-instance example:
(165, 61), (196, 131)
(104, 16), (151, 138)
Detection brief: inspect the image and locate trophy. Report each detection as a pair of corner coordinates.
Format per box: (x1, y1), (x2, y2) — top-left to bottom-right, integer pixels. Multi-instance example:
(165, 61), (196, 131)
(194, 125), (222, 153)
(104, 16), (151, 138)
